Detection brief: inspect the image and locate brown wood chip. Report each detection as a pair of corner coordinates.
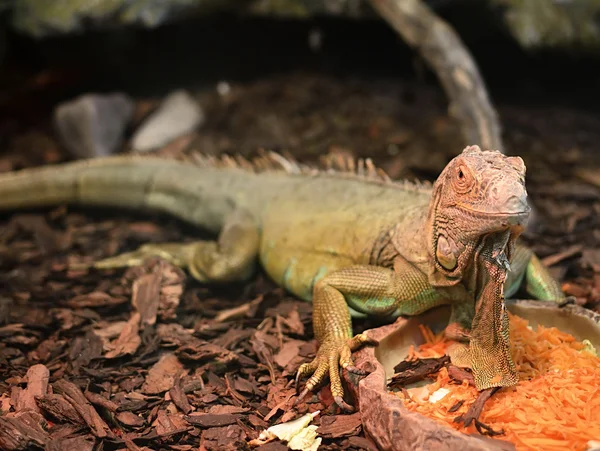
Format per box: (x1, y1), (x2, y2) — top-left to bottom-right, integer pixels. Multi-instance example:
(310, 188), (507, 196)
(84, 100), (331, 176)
(36, 394), (85, 425)
(169, 376), (192, 414)
(0, 411), (50, 450)
(317, 412), (362, 438)
(116, 410), (146, 427)
(132, 273), (161, 327)
(389, 355), (451, 388)
(84, 390), (119, 412)
(64, 291), (128, 308)
(184, 413), (239, 428)
(448, 365), (475, 385)
(141, 353), (184, 395)
(454, 386), (503, 436)
(45, 436), (95, 451)
(14, 364), (49, 414)
(53, 379), (113, 438)
(104, 311), (142, 359)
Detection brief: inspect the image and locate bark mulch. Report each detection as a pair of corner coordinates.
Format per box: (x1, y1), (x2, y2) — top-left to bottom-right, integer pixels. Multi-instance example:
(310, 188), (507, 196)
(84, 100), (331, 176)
(0, 204), (376, 450)
(1, 74), (600, 451)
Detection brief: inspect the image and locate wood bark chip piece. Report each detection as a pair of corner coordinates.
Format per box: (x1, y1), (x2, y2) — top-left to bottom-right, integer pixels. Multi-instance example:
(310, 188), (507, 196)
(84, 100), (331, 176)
(277, 306), (305, 335)
(389, 355), (450, 388)
(116, 410), (145, 427)
(123, 258), (185, 322)
(13, 364), (49, 414)
(169, 375), (192, 414)
(45, 436), (95, 451)
(104, 311), (142, 359)
(368, 0), (503, 153)
(212, 327), (253, 349)
(35, 394), (86, 425)
(448, 365), (475, 385)
(153, 409), (190, 436)
(156, 321), (239, 370)
(273, 339), (304, 369)
(64, 291), (128, 308)
(200, 424), (246, 450)
(132, 272), (161, 327)
(248, 413), (268, 429)
(156, 322), (195, 346)
(69, 330), (104, 371)
(53, 379), (113, 438)
(317, 412), (362, 438)
(454, 387), (503, 436)
(84, 390), (119, 412)
(184, 413), (239, 428)
(224, 373), (246, 405)
(232, 375), (262, 396)
(141, 352), (184, 395)
(47, 424), (87, 441)
(251, 330), (277, 384)
(207, 405), (249, 415)
(345, 435), (379, 450)
(0, 412), (50, 450)
(176, 340), (239, 369)
(213, 295), (263, 323)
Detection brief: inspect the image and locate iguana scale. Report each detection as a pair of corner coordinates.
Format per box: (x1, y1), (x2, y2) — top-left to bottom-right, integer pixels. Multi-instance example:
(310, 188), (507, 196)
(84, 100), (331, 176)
(0, 145), (565, 411)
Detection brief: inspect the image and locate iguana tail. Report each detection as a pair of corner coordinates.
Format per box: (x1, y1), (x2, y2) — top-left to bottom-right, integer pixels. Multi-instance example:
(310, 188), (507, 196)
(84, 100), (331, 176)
(0, 156), (258, 233)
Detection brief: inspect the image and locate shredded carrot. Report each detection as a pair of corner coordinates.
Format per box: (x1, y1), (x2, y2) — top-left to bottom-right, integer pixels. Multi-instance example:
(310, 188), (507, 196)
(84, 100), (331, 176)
(395, 313), (600, 451)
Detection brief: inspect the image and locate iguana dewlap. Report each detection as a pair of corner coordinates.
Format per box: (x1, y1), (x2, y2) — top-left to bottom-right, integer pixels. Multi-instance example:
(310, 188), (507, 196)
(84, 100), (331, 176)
(0, 145), (565, 410)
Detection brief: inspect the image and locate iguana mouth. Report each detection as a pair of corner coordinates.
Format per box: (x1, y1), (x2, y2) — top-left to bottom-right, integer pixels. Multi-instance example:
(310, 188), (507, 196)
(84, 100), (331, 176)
(457, 206), (531, 218)
(457, 206), (530, 230)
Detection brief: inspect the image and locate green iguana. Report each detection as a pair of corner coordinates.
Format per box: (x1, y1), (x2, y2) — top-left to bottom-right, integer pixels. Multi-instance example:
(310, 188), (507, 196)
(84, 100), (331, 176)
(0, 145), (565, 411)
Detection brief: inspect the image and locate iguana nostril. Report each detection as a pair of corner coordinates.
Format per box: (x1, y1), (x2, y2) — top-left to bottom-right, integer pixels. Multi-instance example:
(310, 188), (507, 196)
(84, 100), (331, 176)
(505, 195), (528, 213)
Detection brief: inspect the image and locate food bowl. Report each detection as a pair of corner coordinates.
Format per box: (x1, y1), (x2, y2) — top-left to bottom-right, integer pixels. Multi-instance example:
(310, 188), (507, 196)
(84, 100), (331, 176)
(354, 300), (600, 451)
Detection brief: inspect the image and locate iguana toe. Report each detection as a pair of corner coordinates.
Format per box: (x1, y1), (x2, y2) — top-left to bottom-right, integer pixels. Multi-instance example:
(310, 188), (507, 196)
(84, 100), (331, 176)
(295, 361), (318, 394)
(348, 333), (378, 351)
(333, 396), (354, 412)
(294, 334), (376, 409)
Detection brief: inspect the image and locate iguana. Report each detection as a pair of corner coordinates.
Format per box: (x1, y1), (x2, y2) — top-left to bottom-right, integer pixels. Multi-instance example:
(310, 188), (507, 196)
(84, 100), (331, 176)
(0, 145), (565, 411)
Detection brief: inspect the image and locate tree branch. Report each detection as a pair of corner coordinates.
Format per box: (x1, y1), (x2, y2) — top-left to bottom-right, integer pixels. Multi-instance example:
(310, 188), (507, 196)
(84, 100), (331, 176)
(368, 0), (504, 153)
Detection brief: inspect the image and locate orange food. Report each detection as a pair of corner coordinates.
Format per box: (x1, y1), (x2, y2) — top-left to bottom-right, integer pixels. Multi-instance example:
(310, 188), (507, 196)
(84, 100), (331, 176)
(398, 314), (600, 451)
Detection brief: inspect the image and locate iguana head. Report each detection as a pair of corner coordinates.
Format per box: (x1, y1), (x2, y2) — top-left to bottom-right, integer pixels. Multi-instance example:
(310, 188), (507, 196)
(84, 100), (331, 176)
(427, 145), (529, 276)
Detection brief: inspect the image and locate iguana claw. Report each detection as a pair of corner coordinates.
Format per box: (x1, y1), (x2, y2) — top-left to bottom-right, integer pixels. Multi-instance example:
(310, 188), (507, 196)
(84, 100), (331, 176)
(293, 333), (377, 410)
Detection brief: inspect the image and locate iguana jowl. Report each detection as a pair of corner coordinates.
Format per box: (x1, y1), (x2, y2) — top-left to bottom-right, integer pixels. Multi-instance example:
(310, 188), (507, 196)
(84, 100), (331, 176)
(0, 145), (565, 410)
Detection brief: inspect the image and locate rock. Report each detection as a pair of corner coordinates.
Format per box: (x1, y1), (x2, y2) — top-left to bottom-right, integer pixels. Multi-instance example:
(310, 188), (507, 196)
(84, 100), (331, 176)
(53, 93), (134, 159)
(131, 90), (204, 152)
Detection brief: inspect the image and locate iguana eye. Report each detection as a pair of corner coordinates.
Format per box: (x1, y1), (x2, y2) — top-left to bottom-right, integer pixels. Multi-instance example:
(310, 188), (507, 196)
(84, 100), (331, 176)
(454, 164), (473, 193)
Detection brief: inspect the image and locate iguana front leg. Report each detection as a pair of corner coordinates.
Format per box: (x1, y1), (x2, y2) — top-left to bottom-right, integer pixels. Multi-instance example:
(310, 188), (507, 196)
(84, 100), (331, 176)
(505, 243), (565, 301)
(94, 209), (260, 283)
(295, 260), (446, 410)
